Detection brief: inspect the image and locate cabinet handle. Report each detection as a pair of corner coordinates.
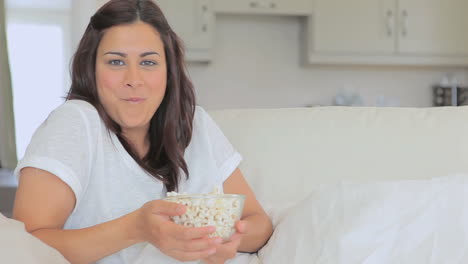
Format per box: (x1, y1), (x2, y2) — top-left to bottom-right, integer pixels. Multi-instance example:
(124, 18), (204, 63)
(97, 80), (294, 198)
(201, 3), (209, 33)
(385, 10), (394, 37)
(401, 10), (408, 37)
(250, 1), (258, 8)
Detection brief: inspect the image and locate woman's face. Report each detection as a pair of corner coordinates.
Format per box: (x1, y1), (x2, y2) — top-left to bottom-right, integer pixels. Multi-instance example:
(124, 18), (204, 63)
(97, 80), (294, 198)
(95, 21), (167, 136)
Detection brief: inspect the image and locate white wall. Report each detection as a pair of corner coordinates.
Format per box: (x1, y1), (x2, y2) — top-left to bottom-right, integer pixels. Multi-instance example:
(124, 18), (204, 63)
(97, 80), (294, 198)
(188, 15), (468, 110)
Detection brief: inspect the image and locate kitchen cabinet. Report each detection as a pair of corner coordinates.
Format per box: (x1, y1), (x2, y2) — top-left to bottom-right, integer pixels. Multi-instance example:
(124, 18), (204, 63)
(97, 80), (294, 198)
(93, 0), (214, 62)
(71, 0), (99, 50)
(214, 0), (311, 16)
(398, 0), (468, 56)
(156, 0), (214, 62)
(306, 0), (468, 66)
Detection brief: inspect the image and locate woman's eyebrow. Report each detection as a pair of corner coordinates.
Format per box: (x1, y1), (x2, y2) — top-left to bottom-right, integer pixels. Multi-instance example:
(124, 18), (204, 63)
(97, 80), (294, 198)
(140, 51), (160, 57)
(103, 51), (126, 57)
(103, 51), (160, 57)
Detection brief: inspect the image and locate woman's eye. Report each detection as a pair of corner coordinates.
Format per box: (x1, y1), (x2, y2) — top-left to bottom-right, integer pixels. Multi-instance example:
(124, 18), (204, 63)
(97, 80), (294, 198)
(108, 60), (125, 66)
(141, 60), (157, 66)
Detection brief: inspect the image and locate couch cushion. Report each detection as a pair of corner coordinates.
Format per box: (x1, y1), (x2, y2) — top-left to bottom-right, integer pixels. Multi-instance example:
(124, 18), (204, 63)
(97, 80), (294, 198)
(0, 213), (70, 263)
(258, 173), (468, 264)
(210, 106), (468, 209)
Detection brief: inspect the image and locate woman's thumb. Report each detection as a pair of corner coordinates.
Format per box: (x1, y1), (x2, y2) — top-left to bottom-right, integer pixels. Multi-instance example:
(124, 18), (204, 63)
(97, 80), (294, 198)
(154, 200), (186, 216)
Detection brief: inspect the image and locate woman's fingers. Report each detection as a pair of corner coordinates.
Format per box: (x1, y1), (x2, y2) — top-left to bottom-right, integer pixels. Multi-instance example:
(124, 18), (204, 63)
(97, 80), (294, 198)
(236, 220), (247, 234)
(202, 235), (242, 263)
(149, 200), (186, 216)
(229, 232), (242, 242)
(171, 236), (223, 252)
(170, 224), (216, 241)
(170, 247), (218, 262)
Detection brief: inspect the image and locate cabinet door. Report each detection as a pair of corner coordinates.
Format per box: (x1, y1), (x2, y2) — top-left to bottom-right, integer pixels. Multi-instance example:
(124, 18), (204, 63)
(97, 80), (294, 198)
(96, 0), (107, 8)
(310, 0), (396, 54)
(71, 0), (102, 49)
(214, 0), (311, 15)
(398, 0), (468, 56)
(155, 0), (214, 61)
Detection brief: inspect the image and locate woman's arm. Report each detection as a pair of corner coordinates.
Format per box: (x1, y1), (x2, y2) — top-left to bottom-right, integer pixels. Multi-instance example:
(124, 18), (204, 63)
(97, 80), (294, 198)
(223, 168), (273, 253)
(14, 167), (219, 264)
(13, 168), (140, 264)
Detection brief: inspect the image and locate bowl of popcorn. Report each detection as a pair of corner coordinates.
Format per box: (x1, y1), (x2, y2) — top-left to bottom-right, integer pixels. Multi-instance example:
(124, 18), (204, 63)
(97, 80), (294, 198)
(164, 188), (245, 241)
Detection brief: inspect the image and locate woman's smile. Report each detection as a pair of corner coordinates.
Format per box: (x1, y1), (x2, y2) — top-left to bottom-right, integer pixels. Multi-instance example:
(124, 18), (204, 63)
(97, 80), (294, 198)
(123, 97), (146, 103)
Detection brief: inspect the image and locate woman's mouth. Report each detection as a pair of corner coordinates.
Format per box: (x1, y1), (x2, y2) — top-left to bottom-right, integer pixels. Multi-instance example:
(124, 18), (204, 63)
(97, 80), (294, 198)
(124, 97), (145, 103)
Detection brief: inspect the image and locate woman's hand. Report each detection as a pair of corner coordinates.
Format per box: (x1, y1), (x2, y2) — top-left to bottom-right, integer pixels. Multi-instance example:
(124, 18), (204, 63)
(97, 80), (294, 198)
(201, 220), (247, 264)
(134, 200), (223, 262)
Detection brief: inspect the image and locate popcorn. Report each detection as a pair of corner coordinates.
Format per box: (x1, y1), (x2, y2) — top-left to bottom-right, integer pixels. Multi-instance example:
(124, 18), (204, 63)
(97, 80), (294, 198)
(164, 187), (245, 241)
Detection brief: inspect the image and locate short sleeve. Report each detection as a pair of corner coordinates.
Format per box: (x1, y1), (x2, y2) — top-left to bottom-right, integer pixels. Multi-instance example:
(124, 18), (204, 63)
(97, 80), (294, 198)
(195, 106), (242, 183)
(14, 101), (97, 209)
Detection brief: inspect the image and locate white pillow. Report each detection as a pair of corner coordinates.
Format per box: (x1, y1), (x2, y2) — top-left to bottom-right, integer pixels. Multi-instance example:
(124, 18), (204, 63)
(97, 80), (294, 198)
(0, 213), (70, 264)
(259, 174), (468, 264)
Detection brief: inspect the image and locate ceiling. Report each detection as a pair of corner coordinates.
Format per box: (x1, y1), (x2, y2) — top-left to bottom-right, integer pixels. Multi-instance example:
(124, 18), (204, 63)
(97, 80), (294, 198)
(6, 0), (72, 10)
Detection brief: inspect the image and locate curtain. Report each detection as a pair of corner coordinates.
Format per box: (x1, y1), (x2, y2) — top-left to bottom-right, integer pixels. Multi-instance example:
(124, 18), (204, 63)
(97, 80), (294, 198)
(0, 0), (17, 170)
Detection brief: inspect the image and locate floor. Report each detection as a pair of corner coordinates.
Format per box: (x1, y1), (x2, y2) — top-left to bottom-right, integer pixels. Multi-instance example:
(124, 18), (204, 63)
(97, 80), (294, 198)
(0, 168), (17, 218)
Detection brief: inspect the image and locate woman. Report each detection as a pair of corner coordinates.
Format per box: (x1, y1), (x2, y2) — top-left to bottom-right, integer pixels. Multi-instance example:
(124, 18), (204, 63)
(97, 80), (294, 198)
(12, 0), (273, 263)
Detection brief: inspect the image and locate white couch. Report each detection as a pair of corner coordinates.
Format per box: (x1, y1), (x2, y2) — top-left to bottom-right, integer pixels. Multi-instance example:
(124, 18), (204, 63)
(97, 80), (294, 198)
(4, 106), (468, 264)
(0, 213), (70, 264)
(210, 106), (468, 264)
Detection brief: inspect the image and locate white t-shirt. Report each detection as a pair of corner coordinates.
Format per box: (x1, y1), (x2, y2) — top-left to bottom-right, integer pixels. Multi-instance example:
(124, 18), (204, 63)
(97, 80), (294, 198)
(14, 100), (242, 264)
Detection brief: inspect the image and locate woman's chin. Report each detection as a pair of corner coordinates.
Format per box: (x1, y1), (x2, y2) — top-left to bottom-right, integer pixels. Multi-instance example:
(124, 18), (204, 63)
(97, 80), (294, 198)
(120, 120), (149, 131)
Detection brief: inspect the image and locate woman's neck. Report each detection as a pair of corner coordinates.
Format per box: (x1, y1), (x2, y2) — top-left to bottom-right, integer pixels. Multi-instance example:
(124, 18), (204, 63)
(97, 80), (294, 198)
(122, 128), (149, 159)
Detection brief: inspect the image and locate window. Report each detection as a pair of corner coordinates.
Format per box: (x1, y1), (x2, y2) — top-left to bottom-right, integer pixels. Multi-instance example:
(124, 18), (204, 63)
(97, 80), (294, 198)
(6, 9), (70, 159)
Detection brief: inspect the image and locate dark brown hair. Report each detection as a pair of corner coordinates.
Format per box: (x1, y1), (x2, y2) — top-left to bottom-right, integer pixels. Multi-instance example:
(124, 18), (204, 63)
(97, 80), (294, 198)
(67, 0), (196, 192)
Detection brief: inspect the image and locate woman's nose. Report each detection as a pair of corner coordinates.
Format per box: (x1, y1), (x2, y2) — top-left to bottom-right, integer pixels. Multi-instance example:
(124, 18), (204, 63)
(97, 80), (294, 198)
(124, 65), (143, 88)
